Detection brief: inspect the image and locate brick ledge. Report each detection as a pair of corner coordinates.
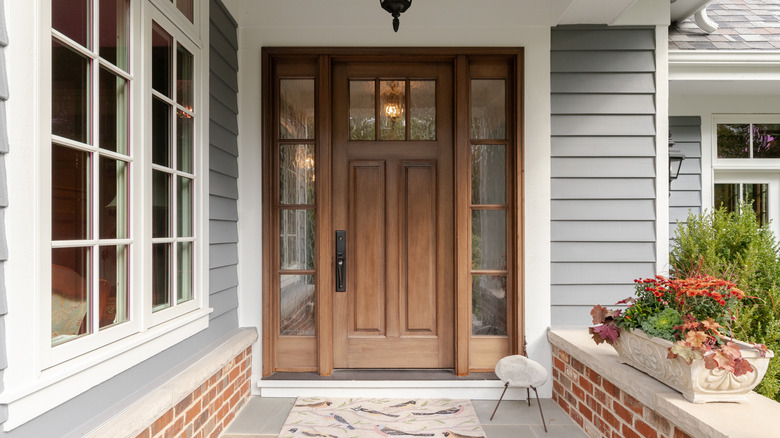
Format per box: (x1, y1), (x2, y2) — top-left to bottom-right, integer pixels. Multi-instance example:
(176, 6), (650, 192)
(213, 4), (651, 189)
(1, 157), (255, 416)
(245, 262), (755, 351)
(548, 328), (780, 438)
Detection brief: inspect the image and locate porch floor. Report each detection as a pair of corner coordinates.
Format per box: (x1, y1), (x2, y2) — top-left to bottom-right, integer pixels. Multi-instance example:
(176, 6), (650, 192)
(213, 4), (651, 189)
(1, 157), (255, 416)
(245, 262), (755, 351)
(222, 396), (586, 438)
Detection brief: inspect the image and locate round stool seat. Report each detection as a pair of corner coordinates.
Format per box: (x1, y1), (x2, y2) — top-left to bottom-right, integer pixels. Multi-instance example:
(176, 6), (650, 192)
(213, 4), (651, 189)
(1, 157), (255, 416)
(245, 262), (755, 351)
(495, 355), (548, 388)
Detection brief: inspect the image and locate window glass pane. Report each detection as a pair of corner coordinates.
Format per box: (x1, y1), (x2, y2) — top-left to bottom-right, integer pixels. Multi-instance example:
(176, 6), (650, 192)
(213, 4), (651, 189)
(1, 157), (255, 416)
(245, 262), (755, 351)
(52, 247), (90, 345)
(177, 242), (193, 303)
(176, 0), (194, 22)
(99, 157), (127, 239)
(99, 0), (129, 70)
(52, 39), (90, 143)
(280, 79), (315, 140)
(52, 144), (90, 241)
(472, 275), (507, 336)
(98, 245), (128, 328)
(280, 209), (315, 270)
(471, 80), (506, 140)
(472, 145), (506, 205)
(410, 81), (435, 141)
(472, 210), (506, 270)
(152, 243), (171, 311)
(177, 110), (193, 173)
(152, 22), (172, 97)
(744, 184), (769, 227)
(380, 80), (405, 140)
(714, 183), (738, 213)
(152, 97), (171, 166)
(177, 176), (192, 237)
(153, 170), (170, 238)
(177, 44), (194, 108)
(280, 275), (315, 336)
(53, 0), (89, 48)
(99, 67), (128, 154)
(280, 144), (315, 205)
(752, 124), (780, 159)
(717, 124), (750, 158)
(349, 80), (375, 140)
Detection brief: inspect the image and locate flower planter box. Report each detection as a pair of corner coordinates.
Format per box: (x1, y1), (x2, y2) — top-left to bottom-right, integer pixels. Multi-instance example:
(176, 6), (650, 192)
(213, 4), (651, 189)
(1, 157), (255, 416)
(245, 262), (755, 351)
(612, 329), (774, 403)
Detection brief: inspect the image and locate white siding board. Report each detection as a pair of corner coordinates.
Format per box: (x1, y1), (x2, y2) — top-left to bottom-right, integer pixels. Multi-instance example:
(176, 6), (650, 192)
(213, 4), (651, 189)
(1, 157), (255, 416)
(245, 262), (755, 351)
(210, 145), (239, 177)
(209, 170), (239, 199)
(210, 243), (239, 269)
(551, 306), (597, 327)
(209, 220), (238, 244)
(551, 115), (655, 136)
(210, 264), (239, 293)
(551, 242), (656, 262)
(551, 200), (656, 220)
(551, 262), (655, 285)
(679, 157), (701, 175)
(551, 94), (655, 115)
(210, 48), (239, 91)
(552, 178), (655, 199)
(210, 96), (239, 133)
(551, 158), (655, 178)
(210, 287), (239, 319)
(669, 125), (702, 142)
(551, 221), (656, 242)
(669, 116), (702, 244)
(210, 72), (239, 113)
(669, 190), (701, 207)
(551, 73), (655, 93)
(210, 122), (238, 155)
(551, 284), (636, 306)
(551, 51), (655, 73)
(551, 136), (655, 157)
(675, 141), (702, 158)
(211, 195), (239, 221)
(209, 29), (238, 70)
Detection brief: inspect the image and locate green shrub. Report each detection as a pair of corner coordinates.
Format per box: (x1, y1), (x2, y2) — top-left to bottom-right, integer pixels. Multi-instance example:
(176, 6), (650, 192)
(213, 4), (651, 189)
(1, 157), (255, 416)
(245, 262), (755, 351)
(670, 205), (780, 401)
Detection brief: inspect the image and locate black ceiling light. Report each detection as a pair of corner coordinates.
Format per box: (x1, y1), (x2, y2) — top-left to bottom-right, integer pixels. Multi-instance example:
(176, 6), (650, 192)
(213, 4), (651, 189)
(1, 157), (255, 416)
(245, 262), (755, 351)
(380, 0), (412, 32)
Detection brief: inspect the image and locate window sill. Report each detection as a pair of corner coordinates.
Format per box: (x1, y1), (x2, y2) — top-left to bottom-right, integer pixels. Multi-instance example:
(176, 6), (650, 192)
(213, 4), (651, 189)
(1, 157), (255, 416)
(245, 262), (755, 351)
(0, 309), (212, 431)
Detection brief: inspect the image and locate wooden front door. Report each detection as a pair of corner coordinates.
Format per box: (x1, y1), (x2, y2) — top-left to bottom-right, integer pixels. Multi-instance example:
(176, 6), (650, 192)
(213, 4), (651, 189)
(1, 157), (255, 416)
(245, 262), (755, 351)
(331, 61), (454, 368)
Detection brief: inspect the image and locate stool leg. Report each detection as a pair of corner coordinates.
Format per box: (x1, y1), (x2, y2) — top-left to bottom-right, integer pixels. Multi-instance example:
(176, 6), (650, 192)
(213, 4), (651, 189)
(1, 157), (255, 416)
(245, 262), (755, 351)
(489, 382), (509, 421)
(531, 386), (547, 433)
(526, 387), (531, 406)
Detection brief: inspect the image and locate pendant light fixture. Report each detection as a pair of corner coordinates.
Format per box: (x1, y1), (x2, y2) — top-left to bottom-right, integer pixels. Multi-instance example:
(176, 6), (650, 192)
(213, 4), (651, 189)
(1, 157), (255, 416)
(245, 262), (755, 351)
(380, 0), (412, 32)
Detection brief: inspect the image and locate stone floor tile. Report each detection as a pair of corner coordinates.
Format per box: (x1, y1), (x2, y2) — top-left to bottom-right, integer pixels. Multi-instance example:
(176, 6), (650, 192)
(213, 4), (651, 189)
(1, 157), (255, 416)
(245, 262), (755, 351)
(482, 424), (537, 438)
(223, 397), (296, 436)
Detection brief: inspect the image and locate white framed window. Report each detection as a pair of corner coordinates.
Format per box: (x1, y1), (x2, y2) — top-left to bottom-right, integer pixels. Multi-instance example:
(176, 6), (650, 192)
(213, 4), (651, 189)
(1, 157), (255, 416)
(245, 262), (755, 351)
(713, 172), (780, 237)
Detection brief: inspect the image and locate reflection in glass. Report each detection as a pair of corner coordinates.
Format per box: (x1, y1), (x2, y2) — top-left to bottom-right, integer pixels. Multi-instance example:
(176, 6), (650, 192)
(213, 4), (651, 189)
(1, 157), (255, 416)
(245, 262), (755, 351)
(753, 124), (780, 158)
(52, 145), (90, 241)
(177, 242), (193, 303)
(177, 44), (194, 108)
(99, 0), (129, 70)
(52, 39), (90, 143)
(52, 247), (91, 345)
(98, 245), (128, 328)
(472, 210), (507, 270)
(280, 209), (315, 270)
(177, 110), (194, 173)
(349, 81), (375, 140)
(153, 243), (170, 311)
(153, 170), (170, 238)
(177, 176), (193, 237)
(99, 157), (127, 239)
(471, 80), (506, 140)
(745, 184), (769, 226)
(280, 80), (315, 140)
(380, 80), (406, 140)
(53, 0), (89, 47)
(152, 22), (172, 97)
(472, 275), (507, 336)
(472, 145), (506, 205)
(280, 275), (315, 336)
(280, 144), (315, 205)
(410, 81), (436, 140)
(717, 124), (750, 158)
(99, 67), (128, 154)
(714, 183), (738, 213)
(152, 97), (171, 166)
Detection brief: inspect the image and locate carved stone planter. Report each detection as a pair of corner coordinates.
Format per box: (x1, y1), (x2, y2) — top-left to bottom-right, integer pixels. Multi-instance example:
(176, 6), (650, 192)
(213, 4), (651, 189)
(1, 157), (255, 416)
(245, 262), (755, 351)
(612, 329), (774, 403)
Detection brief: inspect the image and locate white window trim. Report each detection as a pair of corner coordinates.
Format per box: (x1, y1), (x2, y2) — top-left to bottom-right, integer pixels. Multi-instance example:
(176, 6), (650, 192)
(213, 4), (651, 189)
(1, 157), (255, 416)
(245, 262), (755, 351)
(0, 0), (210, 430)
(712, 114), (780, 170)
(713, 171), (780, 238)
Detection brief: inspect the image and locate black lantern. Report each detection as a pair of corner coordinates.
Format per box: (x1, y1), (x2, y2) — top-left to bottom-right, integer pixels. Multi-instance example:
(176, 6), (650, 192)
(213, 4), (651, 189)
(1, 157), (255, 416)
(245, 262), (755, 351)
(380, 0), (412, 32)
(669, 132), (686, 183)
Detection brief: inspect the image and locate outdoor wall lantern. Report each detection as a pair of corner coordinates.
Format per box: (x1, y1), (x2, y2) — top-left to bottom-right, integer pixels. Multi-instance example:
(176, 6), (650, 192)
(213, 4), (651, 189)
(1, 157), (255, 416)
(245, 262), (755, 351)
(669, 132), (686, 183)
(380, 0), (412, 32)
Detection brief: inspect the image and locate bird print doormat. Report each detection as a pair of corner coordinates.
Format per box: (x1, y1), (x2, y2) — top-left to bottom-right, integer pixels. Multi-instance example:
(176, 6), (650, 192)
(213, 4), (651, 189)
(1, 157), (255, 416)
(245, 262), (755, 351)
(279, 397), (486, 438)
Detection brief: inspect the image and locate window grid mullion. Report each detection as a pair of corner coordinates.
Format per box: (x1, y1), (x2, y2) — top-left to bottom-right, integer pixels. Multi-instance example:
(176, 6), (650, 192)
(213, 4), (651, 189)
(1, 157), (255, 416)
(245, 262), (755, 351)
(51, 30), (97, 61)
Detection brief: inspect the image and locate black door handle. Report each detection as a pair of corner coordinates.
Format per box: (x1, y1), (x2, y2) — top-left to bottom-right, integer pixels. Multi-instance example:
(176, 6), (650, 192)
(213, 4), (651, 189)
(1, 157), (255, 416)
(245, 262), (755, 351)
(336, 230), (346, 292)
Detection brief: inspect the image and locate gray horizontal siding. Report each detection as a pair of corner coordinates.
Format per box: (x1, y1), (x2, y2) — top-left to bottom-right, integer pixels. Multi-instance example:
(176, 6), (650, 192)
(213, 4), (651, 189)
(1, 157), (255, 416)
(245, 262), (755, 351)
(669, 116), (702, 243)
(550, 27), (657, 326)
(0, 0), (8, 425)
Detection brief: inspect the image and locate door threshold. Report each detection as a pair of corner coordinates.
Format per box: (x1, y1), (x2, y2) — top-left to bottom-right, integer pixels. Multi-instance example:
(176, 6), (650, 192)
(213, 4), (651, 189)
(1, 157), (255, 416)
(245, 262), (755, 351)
(263, 370), (497, 381)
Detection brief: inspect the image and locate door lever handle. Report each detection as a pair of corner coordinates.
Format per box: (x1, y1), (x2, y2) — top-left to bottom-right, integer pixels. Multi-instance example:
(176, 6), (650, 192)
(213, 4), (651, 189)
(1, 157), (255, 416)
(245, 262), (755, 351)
(336, 230), (346, 292)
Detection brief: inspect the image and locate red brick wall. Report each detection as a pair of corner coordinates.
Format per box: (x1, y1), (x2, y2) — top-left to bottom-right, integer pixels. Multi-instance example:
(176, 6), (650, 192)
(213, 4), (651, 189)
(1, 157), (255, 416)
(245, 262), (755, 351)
(551, 345), (692, 438)
(134, 346), (252, 438)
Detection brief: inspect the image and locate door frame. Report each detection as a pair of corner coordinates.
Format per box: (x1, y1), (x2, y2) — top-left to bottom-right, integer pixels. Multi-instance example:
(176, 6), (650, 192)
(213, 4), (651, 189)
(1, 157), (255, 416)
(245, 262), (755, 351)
(261, 48), (525, 377)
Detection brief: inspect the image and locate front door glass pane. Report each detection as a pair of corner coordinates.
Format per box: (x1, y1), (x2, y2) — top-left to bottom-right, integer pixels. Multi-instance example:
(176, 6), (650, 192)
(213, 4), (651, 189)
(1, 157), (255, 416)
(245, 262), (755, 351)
(98, 244), (128, 328)
(99, 0), (129, 70)
(471, 210), (507, 270)
(717, 124), (750, 158)
(472, 145), (506, 205)
(52, 247), (91, 344)
(52, 40), (90, 143)
(349, 81), (375, 140)
(409, 81), (436, 140)
(52, 145), (90, 240)
(472, 275), (507, 336)
(753, 124), (780, 158)
(280, 275), (315, 336)
(380, 80), (405, 140)
(744, 183), (769, 226)
(471, 80), (506, 140)
(280, 209), (315, 270)
(280, 79), (315, 139)
(280, 144), (315, 205)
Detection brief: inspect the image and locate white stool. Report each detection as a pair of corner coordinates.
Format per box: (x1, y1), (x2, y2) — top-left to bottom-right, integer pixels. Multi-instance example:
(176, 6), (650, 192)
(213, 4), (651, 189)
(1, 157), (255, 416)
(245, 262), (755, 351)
(490, 355), (549, 433)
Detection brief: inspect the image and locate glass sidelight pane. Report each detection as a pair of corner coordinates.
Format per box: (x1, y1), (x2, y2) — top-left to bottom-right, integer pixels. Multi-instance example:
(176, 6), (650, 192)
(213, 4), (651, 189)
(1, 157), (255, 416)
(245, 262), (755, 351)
(98, 245), (128, 328)
(471, 145), (506, 205)
(52, 145), (90, 241)
(717, 124), (750, 159)
(410, 81), (436, 140)
(152, 97), (171, 166)
(472, 210), (507, 270)
(152, 243), (171, 311)
(177, 44), (194, 108)
(714, 183), (738, 213)
(280, 79), (315, 140)
(99, 157), (128, 239)
(99, 67), (128, 154)
(279, 144), (315, 205)
(752, 124), (780, 158)
(152, 170), (170, 238)
(471, 80), (506, 140)
(744, 184), (769, 227)
(52, 39), (90, 143)
(99, 0), (130, 70)
(152, 22), (173, 97)
(52, 246), (91, 344)
(349, 80), (375, 140)
(280, 209), (315, 270)
(177, 242), (193, 303)
(472, 275), (507, 336)
(380, 80), (405, 140)
(177, 110), (194, 173)
(177, 176), (193, 237)
(280, 275), (315, 336)
(53, 0), (89, 47)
